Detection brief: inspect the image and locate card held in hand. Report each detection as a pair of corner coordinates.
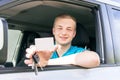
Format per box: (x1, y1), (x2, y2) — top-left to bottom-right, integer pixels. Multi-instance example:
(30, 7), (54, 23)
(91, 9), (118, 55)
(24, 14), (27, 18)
(35, 37), (54, 51)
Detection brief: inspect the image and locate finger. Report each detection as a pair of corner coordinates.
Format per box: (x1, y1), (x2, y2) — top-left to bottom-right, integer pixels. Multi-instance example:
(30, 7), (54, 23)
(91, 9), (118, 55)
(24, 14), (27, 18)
(30, 45), (36, 50)
(26, 53), (32, 58)
(30, 45), (36, 53)
(24, 59), (33, 64)
(26, 48), (36, 58)
(26, 45), (36, 53)
(49, 45), (59, 53)
(26, 48), (33, 58)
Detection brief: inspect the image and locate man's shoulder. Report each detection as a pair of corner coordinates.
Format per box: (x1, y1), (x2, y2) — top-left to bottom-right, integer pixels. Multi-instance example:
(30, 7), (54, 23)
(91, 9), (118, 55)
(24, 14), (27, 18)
(71, 46), (84, 49)
(70, 46), (85, 53)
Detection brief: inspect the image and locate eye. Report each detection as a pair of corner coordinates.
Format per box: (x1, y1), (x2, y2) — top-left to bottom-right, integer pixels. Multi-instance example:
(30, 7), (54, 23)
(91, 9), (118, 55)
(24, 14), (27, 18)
(57, 27), (62, 30)
(56, 26), (62, 30)
(67, 28), (72, 31)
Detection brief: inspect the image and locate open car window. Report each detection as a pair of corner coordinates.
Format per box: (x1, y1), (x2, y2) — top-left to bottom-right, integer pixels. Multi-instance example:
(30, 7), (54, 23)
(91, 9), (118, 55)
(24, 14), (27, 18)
(1, 0), (101, 70)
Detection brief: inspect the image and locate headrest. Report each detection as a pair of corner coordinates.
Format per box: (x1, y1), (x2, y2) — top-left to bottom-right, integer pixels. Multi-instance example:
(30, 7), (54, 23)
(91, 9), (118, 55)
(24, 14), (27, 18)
(72, 23), (89, 47)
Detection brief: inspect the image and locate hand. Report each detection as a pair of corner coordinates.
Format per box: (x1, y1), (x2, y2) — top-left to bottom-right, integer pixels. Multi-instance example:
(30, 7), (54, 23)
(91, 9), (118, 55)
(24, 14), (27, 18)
(24, 45), (58, 67)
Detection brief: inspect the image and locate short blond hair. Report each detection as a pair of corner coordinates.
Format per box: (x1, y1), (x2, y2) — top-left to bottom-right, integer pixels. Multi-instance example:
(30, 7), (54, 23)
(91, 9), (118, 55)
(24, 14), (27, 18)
(53, 14), (76, 28)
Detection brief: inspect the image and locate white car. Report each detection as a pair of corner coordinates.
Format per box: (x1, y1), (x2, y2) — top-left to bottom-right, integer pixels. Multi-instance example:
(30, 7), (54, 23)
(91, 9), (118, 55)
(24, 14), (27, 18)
(0, 0), (120, 80)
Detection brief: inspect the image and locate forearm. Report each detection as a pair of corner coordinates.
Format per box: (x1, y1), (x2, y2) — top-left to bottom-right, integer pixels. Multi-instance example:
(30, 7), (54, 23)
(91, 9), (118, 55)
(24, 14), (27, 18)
(48, 54), (76, 65)
(75, 51), (100, 68)
(47, 51), (100, 68)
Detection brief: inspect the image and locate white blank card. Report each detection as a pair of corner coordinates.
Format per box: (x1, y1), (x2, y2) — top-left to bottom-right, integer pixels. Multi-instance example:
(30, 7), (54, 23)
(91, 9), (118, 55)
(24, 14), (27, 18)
(35, 37), (54, 50)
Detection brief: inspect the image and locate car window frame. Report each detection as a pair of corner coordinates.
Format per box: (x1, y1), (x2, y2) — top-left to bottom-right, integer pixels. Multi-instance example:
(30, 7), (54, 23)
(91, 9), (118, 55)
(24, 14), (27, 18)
(106, 5), (120, 65)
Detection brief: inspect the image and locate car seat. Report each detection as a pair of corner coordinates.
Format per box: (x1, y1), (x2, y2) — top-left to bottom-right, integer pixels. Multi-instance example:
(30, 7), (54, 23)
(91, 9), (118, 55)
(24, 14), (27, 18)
(16, 31), (40, 66)
(72, 23), (89, 48)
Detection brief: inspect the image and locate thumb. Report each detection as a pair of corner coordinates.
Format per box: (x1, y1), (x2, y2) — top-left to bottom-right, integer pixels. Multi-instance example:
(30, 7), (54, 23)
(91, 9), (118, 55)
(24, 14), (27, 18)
(49, 45), (58, 53)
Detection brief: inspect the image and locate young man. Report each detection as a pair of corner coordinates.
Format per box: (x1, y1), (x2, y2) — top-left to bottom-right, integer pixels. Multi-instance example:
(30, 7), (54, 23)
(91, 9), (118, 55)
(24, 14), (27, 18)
(24, 14), (100, 68)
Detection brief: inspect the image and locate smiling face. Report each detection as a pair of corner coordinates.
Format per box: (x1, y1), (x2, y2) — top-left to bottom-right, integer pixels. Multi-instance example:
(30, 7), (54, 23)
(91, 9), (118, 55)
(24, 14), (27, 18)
(53, 17), (76, 46)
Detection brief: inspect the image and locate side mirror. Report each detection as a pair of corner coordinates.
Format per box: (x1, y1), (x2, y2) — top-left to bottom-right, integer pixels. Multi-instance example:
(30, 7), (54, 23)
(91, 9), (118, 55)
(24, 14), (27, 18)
(0, 18), (8, 64)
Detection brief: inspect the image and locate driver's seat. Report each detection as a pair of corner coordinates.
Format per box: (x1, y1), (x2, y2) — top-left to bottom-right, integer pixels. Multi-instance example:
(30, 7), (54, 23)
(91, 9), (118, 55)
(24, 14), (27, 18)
(72, 23), (89, 48)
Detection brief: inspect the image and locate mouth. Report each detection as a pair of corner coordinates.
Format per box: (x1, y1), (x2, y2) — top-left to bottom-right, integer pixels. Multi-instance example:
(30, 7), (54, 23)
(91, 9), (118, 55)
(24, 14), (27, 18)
(60, 36), (68, 41)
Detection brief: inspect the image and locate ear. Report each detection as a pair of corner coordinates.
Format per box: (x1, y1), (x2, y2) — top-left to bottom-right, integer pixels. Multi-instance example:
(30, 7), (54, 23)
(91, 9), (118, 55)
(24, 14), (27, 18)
(52, 27), (55, 35)
(73, 30), (76, 38)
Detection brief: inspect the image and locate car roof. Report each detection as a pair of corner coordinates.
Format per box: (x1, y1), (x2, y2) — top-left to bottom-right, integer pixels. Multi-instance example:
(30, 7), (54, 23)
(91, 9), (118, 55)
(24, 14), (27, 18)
(0, 1), (94, 32)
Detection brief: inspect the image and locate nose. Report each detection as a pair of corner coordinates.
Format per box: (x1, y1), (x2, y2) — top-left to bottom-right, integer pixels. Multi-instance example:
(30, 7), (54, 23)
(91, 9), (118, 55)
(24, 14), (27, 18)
(61, 29), (67, 35)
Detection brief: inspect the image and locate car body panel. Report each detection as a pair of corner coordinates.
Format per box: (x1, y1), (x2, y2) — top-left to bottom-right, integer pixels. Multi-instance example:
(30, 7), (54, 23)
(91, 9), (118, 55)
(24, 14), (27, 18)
(0, 66), (120, 80)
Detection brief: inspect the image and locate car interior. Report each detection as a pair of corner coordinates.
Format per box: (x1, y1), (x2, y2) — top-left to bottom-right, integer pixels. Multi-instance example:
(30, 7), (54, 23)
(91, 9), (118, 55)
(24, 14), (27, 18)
(0, 1), (98, 67)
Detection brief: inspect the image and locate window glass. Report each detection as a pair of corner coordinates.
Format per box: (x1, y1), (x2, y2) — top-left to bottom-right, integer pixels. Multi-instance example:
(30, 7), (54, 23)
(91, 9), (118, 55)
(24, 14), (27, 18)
(111, 8), (120, 63)
(7, 29), (23, 67)
(0, 0), (15, 6)
(112, 9), (120, 40)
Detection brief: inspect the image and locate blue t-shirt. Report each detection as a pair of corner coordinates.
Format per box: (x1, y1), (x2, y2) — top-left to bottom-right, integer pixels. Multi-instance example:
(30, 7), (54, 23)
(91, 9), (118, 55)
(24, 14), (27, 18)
(51, 46), (85, 59)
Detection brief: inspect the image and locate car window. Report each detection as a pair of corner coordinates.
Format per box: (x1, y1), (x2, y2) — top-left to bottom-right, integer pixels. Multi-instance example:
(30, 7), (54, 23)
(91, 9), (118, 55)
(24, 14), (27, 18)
(0, 0), (101, 68)
(6, 29), (23, 67)
(112, 9), (120, 34)
(110, 8), (120, 63)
